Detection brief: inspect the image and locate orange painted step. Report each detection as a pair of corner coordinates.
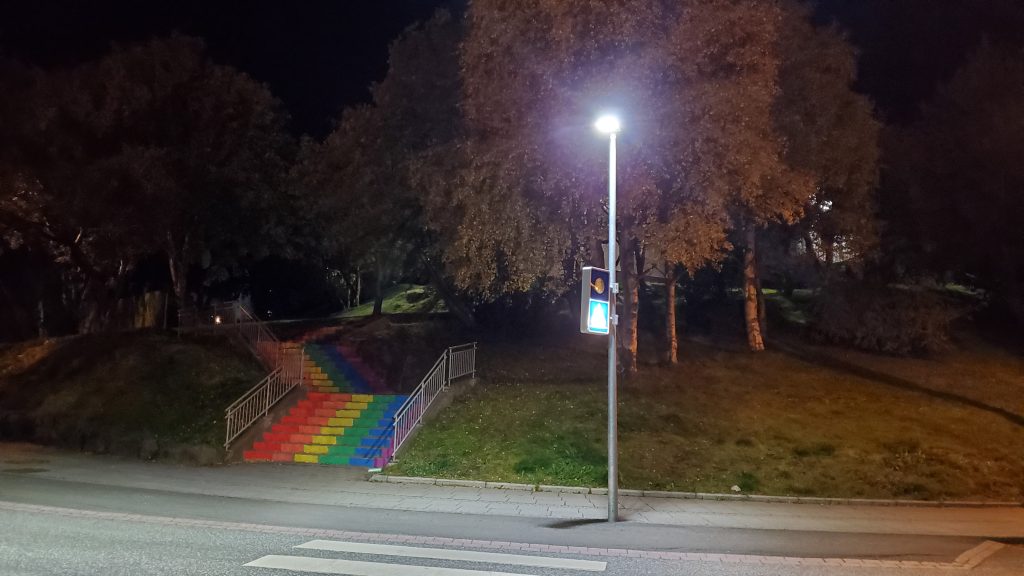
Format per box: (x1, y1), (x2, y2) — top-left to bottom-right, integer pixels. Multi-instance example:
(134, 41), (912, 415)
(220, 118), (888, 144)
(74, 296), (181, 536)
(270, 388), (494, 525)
(285, 407), (337, 418)
(307, 392), (354, 402)
(296, 400), (352, 410)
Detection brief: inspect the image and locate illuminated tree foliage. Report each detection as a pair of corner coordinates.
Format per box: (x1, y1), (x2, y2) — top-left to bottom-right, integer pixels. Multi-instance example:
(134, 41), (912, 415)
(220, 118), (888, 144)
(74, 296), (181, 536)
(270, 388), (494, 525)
(456, 0), (878, 361)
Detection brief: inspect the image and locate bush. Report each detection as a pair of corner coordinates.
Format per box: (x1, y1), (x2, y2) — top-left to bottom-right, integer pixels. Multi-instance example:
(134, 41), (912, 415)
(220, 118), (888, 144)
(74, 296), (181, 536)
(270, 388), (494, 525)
(808, 282), (963, 355)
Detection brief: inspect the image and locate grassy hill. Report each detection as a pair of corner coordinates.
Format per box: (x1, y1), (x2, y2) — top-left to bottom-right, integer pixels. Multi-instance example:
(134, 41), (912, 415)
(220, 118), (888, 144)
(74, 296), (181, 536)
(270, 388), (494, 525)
(387, 335), (1024, 502)
(340, 284), (447, 318)
(0, 331), (264, 463)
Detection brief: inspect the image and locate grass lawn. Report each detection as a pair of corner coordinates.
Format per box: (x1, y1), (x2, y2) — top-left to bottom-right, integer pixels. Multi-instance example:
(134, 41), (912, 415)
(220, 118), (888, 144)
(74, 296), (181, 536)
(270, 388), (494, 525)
(0, 331), (264, 460)
(387, 336), (1024, 501)
(340, 284), (447, 318)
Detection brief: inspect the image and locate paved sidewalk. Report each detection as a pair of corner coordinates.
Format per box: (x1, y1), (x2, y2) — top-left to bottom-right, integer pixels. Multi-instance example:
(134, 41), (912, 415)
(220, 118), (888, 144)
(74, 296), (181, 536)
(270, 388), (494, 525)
(2, 443), (1022, 538)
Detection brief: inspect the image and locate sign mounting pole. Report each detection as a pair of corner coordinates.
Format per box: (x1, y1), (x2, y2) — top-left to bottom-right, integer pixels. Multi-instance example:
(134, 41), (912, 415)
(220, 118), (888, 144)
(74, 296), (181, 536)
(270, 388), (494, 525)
(606, 130), (618, 523)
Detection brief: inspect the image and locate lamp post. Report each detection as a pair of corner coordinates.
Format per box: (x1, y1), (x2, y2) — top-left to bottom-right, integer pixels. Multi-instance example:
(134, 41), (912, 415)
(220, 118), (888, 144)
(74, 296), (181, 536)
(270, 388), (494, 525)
(594, 114), (620, 522)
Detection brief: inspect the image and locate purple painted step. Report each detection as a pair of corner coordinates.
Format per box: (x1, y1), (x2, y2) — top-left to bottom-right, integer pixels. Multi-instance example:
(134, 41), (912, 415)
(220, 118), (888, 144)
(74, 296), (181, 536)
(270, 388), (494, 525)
(336, 345), (388, 392)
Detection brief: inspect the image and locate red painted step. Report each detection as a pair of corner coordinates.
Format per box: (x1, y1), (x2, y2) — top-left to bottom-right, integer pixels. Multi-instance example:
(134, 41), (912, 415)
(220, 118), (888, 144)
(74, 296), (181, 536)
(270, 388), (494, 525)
(272, 424), (323, 435)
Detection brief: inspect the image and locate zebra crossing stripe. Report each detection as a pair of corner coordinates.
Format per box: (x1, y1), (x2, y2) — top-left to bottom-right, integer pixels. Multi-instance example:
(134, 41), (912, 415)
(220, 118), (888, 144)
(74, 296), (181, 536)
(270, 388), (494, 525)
(295, 540), (607, 571)
(245, 554), (540, 576)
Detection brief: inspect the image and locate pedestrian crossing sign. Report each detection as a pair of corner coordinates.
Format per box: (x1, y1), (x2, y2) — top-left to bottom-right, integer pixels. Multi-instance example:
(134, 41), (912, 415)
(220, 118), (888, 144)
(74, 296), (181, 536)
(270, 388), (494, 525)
(580, 266), (611, 335)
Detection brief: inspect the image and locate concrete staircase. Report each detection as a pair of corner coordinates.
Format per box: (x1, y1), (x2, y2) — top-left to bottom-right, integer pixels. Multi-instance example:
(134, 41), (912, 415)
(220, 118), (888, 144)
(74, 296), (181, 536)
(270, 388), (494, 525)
(242, 339), (405, 468)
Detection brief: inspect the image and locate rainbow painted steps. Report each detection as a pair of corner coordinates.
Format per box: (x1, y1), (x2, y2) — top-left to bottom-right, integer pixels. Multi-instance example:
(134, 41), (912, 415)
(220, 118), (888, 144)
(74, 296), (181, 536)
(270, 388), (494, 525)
(243, 391), (405, 468)
(243, 341), (403, 468)
(303, 343), (388, 394)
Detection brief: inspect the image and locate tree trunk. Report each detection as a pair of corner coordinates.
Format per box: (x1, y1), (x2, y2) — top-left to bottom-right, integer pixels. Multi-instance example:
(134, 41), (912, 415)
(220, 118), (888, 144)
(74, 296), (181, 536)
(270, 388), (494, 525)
(802, 232), (820, 271)
(665, 266), (678, 364)
(755, 244), (767, 339)
(619, 236), (639, 374)
(421, 254), (479, 329)
(744, 226), (766, 351)
(37, 297), (46, 338)
(166, 233), (190, 310)
(372, 260), (385, 316)
(169, 258), (188, 311)
(355, 268), (362, 307)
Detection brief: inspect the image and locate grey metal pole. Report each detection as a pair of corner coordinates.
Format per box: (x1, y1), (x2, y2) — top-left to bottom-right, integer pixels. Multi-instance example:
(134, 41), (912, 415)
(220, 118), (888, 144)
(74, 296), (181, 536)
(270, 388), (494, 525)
(607, 132), (618, 523)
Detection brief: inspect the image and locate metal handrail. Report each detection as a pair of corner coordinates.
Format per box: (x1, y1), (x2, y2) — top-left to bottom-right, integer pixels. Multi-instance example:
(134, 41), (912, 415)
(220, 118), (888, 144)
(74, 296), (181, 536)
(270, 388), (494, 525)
(224, 345), (304, 448)
(391, 342), (477, 460)
(179, 301), (279, 369)
(206, 300), (302, 449)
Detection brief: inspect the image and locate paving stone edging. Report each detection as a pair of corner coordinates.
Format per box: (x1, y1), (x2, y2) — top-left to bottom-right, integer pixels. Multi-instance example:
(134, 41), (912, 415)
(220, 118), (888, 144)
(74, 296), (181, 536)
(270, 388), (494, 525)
(369, 474), (1023, 508)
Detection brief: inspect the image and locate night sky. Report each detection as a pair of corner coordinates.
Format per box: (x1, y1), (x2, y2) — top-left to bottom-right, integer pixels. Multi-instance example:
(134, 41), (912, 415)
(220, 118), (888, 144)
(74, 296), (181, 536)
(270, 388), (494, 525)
(2, 0), (1022, 135)
(0, 0), (451, 136)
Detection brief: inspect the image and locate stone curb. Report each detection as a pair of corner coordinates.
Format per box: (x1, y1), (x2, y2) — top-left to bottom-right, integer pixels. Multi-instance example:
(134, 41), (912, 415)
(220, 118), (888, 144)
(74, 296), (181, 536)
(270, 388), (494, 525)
(369, 475), (1023, 508)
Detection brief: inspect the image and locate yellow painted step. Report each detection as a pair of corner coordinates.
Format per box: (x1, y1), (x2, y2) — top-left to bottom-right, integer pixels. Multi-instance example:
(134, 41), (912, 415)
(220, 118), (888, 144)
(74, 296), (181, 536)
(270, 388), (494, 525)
(309, 373), (329, 381)
(294, 453), (319, 463)
(312, 435), (337, 445)
(303, 444), (329, 455)
(319, 426), (345, 435)
(334, 410), (361, 419)
(326, 417), (355, 428)
(352, 394), (374, 403)
(343, 402), (368, 411)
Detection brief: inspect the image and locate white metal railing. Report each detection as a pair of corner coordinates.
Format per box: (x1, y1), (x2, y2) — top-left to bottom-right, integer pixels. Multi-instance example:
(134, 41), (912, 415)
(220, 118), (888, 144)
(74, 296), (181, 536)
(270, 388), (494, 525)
(179, 300), (301, 448)
(447, 342), (477, 381)
(233, 306), (279, 368)
(224, 345), (305, 448)
(179, 301), (279, 369)
(391, 342), (477, 459)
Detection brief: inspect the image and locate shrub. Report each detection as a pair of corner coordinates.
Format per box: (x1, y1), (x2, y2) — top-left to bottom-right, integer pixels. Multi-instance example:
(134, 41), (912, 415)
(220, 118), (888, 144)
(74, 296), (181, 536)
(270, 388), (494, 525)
(808, 282), (963, 355)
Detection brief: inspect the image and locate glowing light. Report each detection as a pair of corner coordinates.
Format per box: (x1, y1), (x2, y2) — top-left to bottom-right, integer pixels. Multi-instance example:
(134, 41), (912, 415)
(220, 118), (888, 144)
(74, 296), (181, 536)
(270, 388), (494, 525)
(214, 315), (222, 325)
(594, 114), (621, 135)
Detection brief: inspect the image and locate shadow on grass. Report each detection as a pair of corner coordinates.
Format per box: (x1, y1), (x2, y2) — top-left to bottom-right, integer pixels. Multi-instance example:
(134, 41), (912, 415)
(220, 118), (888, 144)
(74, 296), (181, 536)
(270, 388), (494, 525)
(774, 340), (1024, 428)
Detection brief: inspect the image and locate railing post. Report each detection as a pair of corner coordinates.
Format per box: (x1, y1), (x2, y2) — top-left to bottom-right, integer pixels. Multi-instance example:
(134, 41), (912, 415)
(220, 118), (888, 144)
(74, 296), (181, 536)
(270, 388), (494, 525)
(299, 345), (305, 386)
(224, 410), (231, 449)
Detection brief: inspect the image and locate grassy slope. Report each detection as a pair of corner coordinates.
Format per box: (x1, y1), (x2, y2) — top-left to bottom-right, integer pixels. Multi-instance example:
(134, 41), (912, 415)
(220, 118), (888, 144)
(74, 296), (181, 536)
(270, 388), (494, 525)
(0, 332), (264, 460)
(388, 337), (1024, 501)
(340, 284), (447, 318)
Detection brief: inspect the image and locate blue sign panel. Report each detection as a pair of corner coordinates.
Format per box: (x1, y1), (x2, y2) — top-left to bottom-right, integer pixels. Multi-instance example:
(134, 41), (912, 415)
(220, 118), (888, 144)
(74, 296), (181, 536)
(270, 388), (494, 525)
(587, 300), (610, 334)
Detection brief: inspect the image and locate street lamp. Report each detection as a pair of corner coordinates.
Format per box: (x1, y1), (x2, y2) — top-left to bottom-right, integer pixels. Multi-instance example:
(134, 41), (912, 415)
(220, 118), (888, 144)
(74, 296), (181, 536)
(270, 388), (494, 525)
(594, 113), (620, 522)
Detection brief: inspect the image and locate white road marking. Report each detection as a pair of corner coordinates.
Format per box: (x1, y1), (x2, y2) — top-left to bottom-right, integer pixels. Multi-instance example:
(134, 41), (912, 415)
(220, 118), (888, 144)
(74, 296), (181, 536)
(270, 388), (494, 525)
(953, 540), (1006, 569)
(295, 540), (607, 572)
(245, 555), (540, 576)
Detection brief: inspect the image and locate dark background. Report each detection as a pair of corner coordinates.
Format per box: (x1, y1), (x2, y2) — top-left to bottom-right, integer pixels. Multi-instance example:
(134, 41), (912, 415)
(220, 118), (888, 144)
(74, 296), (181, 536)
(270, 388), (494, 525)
(4, 0), (1023, 136)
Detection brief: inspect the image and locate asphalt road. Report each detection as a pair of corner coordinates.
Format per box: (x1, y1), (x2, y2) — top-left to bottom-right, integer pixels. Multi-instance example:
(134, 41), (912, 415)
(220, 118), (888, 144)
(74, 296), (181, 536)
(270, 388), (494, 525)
(1, 473), (1020, 575)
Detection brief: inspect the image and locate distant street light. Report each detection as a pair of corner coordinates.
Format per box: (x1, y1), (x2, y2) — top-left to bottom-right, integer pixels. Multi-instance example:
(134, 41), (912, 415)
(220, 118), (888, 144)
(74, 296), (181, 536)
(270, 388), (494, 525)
(594, 113), (620, 522)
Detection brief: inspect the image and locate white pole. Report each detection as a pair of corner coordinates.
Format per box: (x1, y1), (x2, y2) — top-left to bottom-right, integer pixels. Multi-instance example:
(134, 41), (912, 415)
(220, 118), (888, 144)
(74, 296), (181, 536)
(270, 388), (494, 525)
(607, 132), (618, 522)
